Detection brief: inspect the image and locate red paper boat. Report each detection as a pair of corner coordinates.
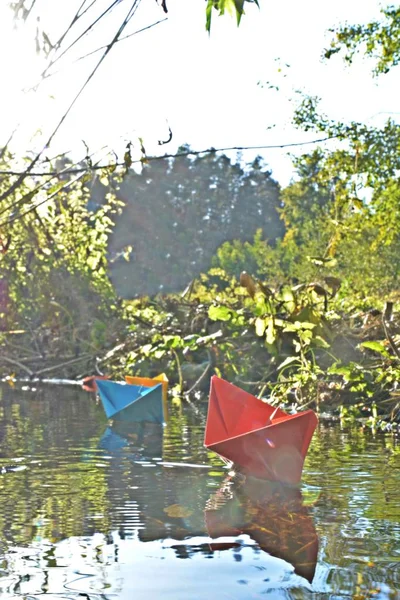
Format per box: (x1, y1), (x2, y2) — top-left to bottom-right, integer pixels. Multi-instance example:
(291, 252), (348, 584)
(204, 376), (318, 485)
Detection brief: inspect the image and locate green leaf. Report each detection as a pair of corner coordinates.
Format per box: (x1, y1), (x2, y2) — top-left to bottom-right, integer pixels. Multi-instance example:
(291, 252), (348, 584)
(281, 287), (296, 312)
(162, 335), (183, 349)
(359, 341), (390, 357)
(328, 362), (363, 382)
(265, 318), (276, 345)
(255, 317), (266, 336)
(124, 143), (132, 168)
(313, 335), (330, 348)
(351, 197), (364, 209)
(205, 0), (256, 31)
(278, 356), (300, 370)
(283, 320), (316, 332)
(205, 0), (214, 31)
(18, 189), (38, 204)
(233, 0), (245, 24)
(208, 304), (232, 321)
(299, 320), (316, 330)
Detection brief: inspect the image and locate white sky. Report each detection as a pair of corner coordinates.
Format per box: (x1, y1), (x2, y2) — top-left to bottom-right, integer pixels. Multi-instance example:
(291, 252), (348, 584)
(0, 0), (398, 185)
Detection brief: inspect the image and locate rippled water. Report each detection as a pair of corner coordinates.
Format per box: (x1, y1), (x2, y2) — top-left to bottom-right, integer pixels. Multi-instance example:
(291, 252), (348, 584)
(0, 383), (399, 599)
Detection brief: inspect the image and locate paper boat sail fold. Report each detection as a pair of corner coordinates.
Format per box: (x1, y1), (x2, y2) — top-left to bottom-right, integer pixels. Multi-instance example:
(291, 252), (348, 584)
(204, 376), (318, 484)
(95, 379), (164, 424)
(125, 373), (169, 421)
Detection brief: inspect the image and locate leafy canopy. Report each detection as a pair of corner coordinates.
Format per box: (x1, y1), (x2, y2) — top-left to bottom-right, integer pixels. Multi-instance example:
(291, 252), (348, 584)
(324, 5), (400, 75)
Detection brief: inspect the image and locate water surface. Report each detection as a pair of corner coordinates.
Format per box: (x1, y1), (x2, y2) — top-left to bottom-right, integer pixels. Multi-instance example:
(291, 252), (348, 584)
(0, 384), (399, 599)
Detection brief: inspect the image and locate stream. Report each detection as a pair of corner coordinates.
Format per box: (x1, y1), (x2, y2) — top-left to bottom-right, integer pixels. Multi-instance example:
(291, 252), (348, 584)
(0, 383), (399, 599)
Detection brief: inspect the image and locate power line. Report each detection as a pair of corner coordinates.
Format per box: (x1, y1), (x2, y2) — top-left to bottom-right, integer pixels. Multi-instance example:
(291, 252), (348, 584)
(0, 135), (339, 178)
(0, 146), (107, 221)
(1, 172), (87, 228)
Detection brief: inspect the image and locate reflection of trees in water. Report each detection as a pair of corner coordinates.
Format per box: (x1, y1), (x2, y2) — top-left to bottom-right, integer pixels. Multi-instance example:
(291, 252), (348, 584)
(101, 421), (318, 583)
(100, 421), (210, 540)
(0, 387), (213, 548)
(0, 384), (109, 545)
(1, 386), (399, 596)
(304, 422), (400, 569)
(0, 387), (318, 583)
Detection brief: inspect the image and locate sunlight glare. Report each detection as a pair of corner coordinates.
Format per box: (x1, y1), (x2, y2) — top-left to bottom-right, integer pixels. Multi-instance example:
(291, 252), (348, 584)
(0, 5), (51, 148)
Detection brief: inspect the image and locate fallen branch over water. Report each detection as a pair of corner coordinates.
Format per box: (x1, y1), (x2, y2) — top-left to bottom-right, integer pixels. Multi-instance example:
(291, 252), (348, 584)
(0, 355), (34, 376)
(0, 352), (93, 379)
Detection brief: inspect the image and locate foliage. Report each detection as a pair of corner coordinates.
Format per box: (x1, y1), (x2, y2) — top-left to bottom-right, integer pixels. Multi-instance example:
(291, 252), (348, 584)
(0, 149), (125, 370)
(80, 263), (399, 428)
(2, 0), (400, 431)
(324, 5), (400, 75)
(212, 229), (285, 282)
(288, 96), (400, 294)
(205, 0), (260, 31)
(1, 135), (400, 427)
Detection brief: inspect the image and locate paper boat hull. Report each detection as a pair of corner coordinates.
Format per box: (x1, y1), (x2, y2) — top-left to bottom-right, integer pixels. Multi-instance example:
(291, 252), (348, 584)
(125, 374), (168, 421)
(205, 377), (318, 484)
(95, 379), (164, 424)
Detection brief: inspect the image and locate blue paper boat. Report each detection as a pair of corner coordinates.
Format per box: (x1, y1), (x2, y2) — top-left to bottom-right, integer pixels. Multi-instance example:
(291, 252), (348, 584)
(95, 379), (164, 424)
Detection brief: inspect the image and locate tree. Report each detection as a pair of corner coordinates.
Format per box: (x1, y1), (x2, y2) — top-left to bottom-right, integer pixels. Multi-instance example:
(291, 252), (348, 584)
(107, 149), (283, 296)
(0, 147), (121, 363)
(324, 5), (400, 75)
(277, 149), (400, 296)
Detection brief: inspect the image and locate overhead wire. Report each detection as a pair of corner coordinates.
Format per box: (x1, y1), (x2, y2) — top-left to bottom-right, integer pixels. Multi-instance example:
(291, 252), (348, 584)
(0, 1), (339, 227)
(0, 146), (107, 222)
(0, 144), (112, 228)
(0, 134), (340, 178)
(0, 134), (339, 227)
(2, 170), (87, 227)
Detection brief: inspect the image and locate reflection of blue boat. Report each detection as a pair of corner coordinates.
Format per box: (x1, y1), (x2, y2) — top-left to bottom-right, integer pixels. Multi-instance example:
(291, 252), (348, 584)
(99, 421), (164, 459)
(99, 427), (131, 452)
(95, 379), (164, 424)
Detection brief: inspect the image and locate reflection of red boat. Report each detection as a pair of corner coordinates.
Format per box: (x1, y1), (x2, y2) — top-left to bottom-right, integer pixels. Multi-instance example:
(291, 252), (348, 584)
(205, 475), (319, 583)
(204, 376), (318, 484)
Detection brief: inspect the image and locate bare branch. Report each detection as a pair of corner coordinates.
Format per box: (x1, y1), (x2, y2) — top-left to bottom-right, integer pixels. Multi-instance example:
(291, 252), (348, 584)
(0, 0), (140, 206)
